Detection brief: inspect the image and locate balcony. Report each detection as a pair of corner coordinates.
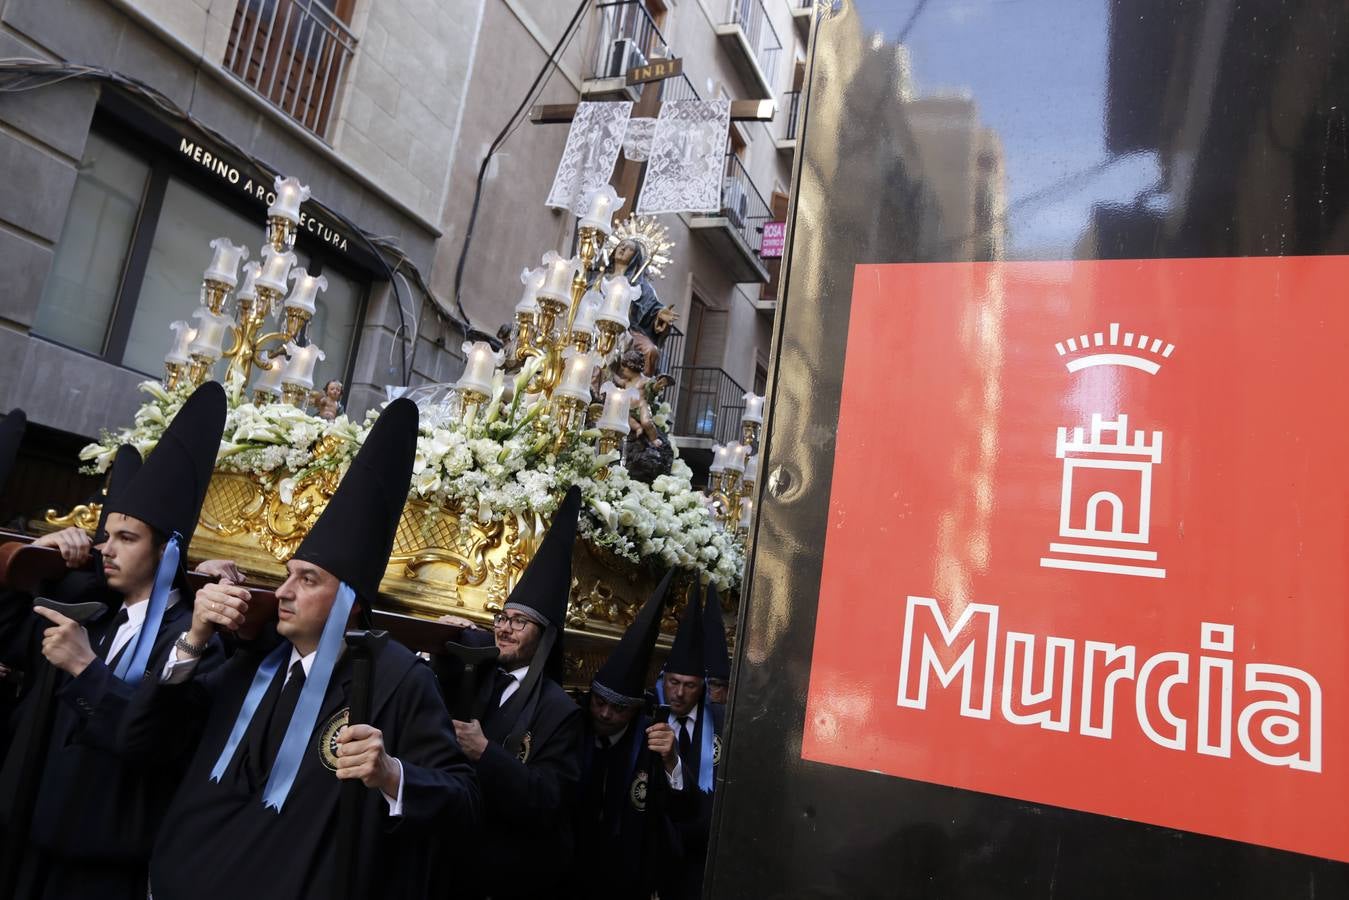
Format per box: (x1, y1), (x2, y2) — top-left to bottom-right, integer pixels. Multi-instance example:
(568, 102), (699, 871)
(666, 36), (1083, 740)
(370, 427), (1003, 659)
(790, 0), (813, 42)
(686, 154), (772, 283)
(224, 0), (358, 140)
(667, 366), (747, 449)
(776, 90), (801, 155)
(715, 0), (782, 101)
(585, 1), (700, 102)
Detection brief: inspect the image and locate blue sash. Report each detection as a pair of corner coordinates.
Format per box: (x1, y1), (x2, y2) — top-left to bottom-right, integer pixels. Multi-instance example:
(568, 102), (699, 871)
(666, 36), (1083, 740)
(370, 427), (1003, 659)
(208, 581), (357, 812)
(112, 532), (180, 682)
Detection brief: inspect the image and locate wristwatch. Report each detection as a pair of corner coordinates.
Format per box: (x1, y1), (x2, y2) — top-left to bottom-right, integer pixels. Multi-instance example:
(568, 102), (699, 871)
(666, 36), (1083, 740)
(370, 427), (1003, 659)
(174, 632), (208, 658)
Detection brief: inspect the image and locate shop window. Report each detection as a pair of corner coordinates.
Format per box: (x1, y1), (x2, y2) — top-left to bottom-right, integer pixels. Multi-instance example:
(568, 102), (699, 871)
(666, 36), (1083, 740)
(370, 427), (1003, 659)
(34, 134), (150, 355)
(34, 121), (368, 388)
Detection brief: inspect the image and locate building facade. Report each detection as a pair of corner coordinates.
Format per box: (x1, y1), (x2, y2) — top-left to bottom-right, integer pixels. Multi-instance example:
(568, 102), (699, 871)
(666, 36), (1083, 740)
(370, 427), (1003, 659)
(0, 0), (802, 520)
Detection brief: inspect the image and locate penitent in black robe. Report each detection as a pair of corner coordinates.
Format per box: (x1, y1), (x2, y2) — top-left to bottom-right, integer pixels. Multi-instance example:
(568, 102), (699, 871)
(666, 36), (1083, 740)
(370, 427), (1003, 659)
(122, 636), (480, 900)
(566, 712), (692, 900)
(458, 676), (583, 900)
(0, 579), (209, 900)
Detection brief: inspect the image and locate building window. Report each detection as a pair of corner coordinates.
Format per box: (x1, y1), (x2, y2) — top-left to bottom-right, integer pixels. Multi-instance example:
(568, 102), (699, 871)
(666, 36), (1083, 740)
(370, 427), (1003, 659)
(34, 133), (150, 356)
(34, 119), (368, 387)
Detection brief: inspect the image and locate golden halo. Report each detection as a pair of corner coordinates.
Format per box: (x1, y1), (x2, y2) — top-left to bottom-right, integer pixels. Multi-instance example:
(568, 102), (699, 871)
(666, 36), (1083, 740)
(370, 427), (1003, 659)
(604, 215), (675, 281)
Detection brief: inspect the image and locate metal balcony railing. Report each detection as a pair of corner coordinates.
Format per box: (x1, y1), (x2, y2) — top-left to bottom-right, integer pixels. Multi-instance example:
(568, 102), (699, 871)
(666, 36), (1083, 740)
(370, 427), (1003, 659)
(708, 154), (772, 255)
(783, 90), (801, 140)
(667, 365), (747, 444)
(656, 324), (685, 375)
(591, 2), (700, 101)
(724, 0), (781, 86)
(224, 0), (357, 140)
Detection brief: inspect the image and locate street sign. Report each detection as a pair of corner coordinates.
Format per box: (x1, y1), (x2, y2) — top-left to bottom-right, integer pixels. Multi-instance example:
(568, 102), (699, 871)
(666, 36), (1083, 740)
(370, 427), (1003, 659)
(803, 256), (1349, 864)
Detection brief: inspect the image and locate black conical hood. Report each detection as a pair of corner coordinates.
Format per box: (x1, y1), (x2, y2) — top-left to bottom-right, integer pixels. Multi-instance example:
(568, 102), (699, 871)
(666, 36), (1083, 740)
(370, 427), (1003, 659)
(664, 580), (705, 678)
(504, 485), (581, 628)
(703, 581), (730, 681)
(293, 398), (418, 604)
(0, 408), (26, 495)
(107, 383), (224, 551)
(95, 445), (143, 542)
(593, 567), (674, 706)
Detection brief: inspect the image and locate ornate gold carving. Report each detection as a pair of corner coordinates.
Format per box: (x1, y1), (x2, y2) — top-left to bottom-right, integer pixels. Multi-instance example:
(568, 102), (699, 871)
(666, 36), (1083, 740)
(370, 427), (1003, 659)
(44, 502), (102, 532)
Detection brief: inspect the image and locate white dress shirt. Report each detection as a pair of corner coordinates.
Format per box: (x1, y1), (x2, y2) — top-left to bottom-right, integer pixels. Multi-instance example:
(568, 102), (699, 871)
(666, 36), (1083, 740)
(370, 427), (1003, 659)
(105, 590), (179, 663)
(497, 665), (530, 706)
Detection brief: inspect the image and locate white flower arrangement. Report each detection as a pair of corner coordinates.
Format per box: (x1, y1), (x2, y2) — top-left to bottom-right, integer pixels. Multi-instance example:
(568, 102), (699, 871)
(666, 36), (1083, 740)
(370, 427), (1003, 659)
(80, 370), (745, 590)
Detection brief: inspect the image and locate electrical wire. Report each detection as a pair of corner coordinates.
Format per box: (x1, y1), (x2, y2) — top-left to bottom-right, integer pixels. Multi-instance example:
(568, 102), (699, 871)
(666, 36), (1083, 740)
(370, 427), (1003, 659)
(449, 0), (591, 326)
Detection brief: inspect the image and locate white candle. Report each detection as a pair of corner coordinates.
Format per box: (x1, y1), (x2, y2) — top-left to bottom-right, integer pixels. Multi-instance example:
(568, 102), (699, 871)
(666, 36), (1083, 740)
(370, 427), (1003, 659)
(235, 262), (262, 302)
(738, 497), (753, 530)
(742, 391), (766, 425)
(281, 342), (326, 390)
(597, 381), (634, 433)
(256, 246), (296, 295)
(578, 184), (623, 235)
(724, 441), (747, 474)
(537, 251), (579, 304)
(188, 307), (234, 360)
(268, 175), (310, 224)
(284, 270), (328, 317)
(165, 320), (197, 365)
(555, 349), (595, 402)
(456, 340), (503, 396)
(517, 266), (545, 315)
(743, 452), (759, 486)
(203, 237), (248, 288)
(597, 275), (637, 329)
(572, 291), (601, 335)
(253, 359), (286, 398)
(709, 443), (727, 473)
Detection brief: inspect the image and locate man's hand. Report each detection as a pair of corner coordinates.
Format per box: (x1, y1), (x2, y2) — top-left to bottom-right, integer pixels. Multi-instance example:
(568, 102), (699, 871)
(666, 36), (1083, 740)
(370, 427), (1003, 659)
(196, 559), (245, 585)
(33, 527), (93, 569)
(188, 582), (250, 646)
(436, 614), (479, 630)
(452, 718), (489, 762)
(334, 723), (400, 795)
(646, 721), (679, 774)
(34, 606), (96, 677)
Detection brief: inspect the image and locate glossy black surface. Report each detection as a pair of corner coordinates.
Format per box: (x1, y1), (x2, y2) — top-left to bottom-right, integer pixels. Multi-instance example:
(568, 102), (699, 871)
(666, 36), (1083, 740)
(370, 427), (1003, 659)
(708, 1), (1349, 897)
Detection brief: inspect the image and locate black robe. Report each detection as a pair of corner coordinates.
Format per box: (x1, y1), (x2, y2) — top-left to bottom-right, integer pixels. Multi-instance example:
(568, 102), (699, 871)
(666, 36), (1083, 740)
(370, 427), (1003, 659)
(669, 699), (725, 900)
(123, 636), (479, 900)
(459, 674), (582, 900)
(567, 712), (691, 899)
(0, 580), (209, 900)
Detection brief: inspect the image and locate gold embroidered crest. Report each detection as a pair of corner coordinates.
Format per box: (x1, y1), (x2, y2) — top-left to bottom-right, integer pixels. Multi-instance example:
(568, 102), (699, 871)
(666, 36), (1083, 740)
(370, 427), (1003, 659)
(713, 734), (723, 767)
(629, 769), (649, 812)
(318, 708), (349, 772)
(517, 731), (533, 763)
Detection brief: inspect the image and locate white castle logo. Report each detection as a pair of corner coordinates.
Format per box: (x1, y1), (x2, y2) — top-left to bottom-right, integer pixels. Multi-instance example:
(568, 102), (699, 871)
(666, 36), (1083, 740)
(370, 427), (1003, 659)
(1041, 325), (1174, 579)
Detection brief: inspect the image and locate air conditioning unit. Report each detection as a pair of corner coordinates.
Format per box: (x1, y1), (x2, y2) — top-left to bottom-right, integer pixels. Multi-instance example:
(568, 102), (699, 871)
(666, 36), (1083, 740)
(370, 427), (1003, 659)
(723, 178), (748, 228)
(606, 38), (648, 78)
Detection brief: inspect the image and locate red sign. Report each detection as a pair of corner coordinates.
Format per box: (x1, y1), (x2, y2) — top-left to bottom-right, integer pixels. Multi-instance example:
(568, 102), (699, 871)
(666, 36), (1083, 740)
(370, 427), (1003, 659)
(761, 221), (786, 258)
(802, 257), (1349, 863)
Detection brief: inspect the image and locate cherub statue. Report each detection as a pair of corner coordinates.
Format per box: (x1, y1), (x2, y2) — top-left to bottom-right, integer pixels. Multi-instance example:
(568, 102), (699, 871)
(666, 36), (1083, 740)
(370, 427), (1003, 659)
(313, 379), (343, 420)
(610, 348), (674, 482)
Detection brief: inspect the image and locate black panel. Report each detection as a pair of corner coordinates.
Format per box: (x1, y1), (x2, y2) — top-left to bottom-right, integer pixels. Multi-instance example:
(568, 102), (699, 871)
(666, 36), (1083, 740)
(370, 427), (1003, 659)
(708, 1), (1349, 897)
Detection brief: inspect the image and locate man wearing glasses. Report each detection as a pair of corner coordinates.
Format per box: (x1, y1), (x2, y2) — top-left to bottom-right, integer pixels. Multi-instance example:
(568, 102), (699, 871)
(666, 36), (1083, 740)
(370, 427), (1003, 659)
(446, 487), (584, 900)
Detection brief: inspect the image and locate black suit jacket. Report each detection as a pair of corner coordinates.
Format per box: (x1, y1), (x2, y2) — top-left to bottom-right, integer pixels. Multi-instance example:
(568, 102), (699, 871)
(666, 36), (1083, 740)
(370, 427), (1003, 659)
(122, 635), (480, 900)
(460, 675), (582, 900)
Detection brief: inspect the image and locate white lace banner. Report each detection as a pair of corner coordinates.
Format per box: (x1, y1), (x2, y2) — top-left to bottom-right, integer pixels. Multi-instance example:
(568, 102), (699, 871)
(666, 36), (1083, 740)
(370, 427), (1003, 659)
(636, 100), (731, 215)
(546, 101), (633, 214)
(622, 117), (657, 161)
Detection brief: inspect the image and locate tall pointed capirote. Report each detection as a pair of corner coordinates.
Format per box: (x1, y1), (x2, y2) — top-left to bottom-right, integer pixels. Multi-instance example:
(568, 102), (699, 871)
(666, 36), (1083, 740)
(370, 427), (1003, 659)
(592, 567), (675, 706)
